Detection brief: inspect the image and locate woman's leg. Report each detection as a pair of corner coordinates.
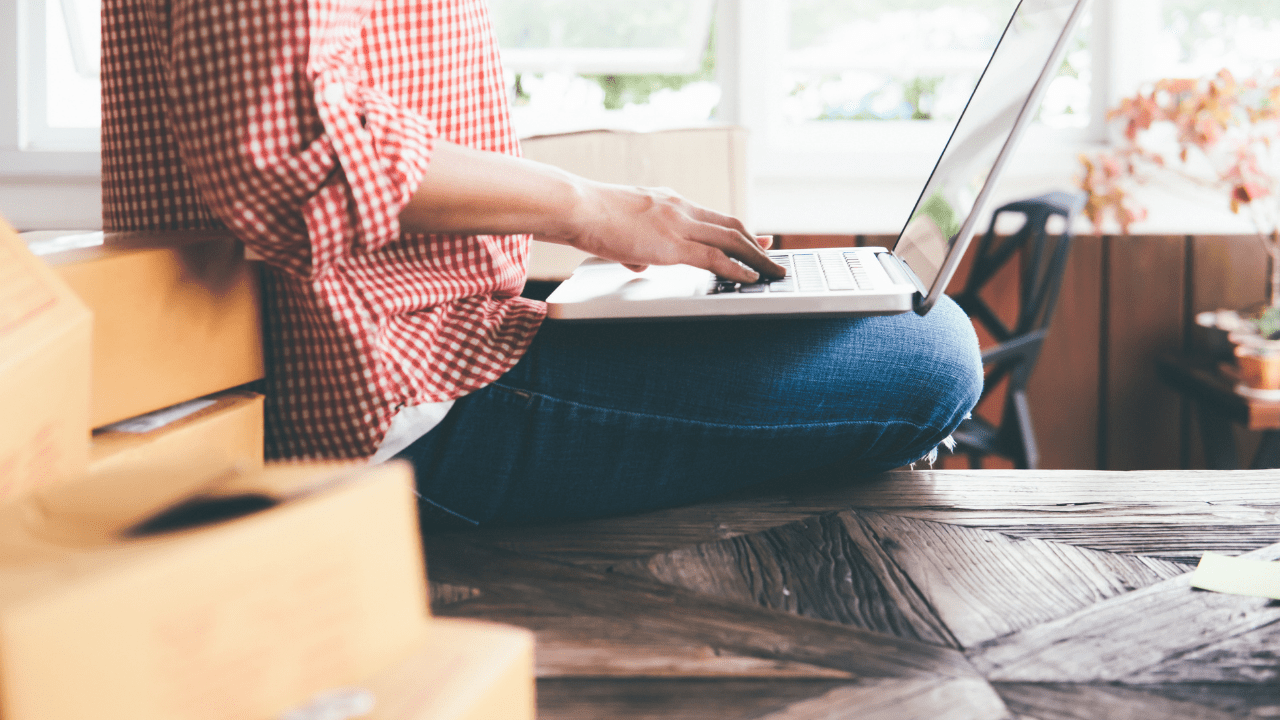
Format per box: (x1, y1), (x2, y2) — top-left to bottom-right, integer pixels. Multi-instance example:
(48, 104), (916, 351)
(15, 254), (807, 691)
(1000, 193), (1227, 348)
(397, 296), (982, 526)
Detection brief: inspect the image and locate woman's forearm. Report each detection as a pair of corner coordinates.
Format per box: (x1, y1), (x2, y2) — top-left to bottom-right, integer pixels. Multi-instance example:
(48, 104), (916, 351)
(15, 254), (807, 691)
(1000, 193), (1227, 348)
(398, 140), (785, 283)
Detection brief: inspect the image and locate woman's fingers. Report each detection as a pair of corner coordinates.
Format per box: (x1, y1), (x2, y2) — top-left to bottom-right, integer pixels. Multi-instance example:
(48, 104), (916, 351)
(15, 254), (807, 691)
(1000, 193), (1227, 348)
(563, 182), (787, 282)
(684, 220), (786, 279)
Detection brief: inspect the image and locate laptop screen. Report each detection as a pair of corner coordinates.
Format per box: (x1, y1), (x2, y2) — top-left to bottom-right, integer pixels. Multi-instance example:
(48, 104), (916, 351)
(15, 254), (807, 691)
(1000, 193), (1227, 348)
(892, 0), (1083, 297)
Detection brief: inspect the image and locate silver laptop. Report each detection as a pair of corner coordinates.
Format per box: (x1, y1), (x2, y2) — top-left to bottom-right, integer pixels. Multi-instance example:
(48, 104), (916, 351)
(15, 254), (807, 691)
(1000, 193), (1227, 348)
(545, 0), (1087, 322)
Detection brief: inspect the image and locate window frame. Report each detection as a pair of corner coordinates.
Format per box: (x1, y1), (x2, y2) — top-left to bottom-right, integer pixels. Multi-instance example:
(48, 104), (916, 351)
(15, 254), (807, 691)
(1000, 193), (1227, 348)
(0, 0), (1258, 234)
(0, 0), (98, 178)
(719, 0), (1116, 178)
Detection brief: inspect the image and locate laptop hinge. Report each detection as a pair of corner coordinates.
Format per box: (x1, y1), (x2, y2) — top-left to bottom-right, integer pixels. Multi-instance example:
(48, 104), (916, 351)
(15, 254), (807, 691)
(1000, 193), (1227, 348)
(877, 252), (927, 297)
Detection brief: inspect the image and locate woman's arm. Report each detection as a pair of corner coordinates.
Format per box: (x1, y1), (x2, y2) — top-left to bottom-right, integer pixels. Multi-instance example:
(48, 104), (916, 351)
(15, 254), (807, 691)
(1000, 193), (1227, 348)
(399, 140), (786, 284)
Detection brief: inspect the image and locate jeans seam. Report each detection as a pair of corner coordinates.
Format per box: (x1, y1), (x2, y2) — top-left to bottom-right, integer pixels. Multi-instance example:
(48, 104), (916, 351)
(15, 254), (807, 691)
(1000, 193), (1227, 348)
(419, 495), (481, 527)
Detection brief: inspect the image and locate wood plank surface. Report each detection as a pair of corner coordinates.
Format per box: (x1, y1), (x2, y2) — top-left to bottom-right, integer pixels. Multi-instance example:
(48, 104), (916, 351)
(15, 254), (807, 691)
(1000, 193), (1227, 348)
(420, 467), (1280, 717)
(994, 683), (1243, 720)
(827, 468), (1280, 507)
(446, 469), (1280, 571)
(624, 512), (960, 648)
(967, 541), (1280, 682)
(532, 626), (856, 679)
(424, 538), (991, 682)
(535, 678), (854, 720)
(537, 677), (1011, 720)
(755, 677), (1011, 720)
(973, 523), (1280, 563)
(851, 510), (1188, 648)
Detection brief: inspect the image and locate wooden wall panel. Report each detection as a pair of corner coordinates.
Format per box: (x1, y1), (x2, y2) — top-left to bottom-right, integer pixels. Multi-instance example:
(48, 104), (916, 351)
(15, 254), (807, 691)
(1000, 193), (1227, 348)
(773, 232), (1272, 470)
(1186, 236), (1270, 469)
(1190, 235), (1270, 314)
(1028, 234), (1103, 470)
(1105, 235), (1188, 470)
(775, 235), (857, 249)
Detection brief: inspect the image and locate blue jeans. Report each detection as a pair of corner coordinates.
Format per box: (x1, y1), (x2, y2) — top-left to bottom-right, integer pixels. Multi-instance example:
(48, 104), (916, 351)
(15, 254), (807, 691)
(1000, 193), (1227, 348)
(398, 296), (982, 527)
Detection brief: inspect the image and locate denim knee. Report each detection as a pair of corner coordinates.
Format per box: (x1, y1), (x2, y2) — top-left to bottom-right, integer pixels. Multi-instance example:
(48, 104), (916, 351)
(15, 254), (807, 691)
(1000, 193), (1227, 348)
(858, 296), (983, 466)
(918, 295), (984, 431)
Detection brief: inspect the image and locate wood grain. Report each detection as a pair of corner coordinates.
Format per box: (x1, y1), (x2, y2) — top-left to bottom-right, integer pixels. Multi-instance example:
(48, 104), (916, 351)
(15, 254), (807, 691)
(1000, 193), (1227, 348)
(1188, 235), (1270, 469)
(853, 510), (1188, 647)
(437, 469), (1280, 573)
(424, 538), (991, 682)
(978, 523), (1280, 563)
(994, 683), (1241, 720)
(755, 677), (1011, 720)
(967, 542), (1280, 682)
(532, 627), (856, 679)
(624, 512), (959, 648)
(1105, 235), (1189, 470)
(1027, 234), (1103, 470)
(418, 467), (1280, 717)
(829, 468), (1280, 508)
(535, 678), (853, 720)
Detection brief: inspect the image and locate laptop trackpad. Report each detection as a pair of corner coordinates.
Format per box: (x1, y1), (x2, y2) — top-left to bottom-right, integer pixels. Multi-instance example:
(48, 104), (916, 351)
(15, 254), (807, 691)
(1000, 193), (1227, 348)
(554, 260), (704, 303)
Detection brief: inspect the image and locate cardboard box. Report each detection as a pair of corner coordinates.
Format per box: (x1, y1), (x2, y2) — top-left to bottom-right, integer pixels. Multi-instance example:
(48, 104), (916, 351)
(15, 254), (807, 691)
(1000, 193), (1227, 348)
(0, 460), (429, 720)
(315, 619), (534, 720)
(0, 218), (92, 498)
(23, 230), (264, 428)
(520, 126), (748, 281)
(88, 389), (264, 481)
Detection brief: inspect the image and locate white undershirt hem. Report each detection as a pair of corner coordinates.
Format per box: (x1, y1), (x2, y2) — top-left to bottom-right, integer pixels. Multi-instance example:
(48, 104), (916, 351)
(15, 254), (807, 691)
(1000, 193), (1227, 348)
(367, 399), (457, 464)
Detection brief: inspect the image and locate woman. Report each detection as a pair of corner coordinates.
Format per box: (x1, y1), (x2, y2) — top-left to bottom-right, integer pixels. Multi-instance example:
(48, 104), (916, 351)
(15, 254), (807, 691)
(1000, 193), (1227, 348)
(101, 0), (982, 526)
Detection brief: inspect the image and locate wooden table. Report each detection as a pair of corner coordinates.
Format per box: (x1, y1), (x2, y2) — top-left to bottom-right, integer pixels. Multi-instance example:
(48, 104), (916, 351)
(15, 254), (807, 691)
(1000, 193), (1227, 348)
(424, 468), (1280, 719)
(1157, 353), (1280, 469)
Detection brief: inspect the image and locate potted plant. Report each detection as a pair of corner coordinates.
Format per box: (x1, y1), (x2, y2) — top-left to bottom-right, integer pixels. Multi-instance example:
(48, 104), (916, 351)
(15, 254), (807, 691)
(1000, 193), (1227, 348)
(1079, 69), (1280, 391)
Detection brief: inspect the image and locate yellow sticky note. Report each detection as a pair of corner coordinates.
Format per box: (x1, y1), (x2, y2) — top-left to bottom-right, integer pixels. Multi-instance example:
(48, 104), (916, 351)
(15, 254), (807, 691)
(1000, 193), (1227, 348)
(1191, 552), (1280, 600)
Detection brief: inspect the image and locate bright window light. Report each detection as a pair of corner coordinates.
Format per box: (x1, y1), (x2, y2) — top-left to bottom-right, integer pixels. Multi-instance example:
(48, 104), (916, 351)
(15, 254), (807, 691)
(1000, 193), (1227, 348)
(488, 0), (719, 137)
(45, 0), (100, 130)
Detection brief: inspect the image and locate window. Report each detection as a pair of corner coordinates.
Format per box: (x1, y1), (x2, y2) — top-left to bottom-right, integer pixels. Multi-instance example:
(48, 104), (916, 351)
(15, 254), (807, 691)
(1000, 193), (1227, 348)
(1148, 0), (1280, 80)
(29, 0), (100, 151)
(0, 0), (99, 230)
(487, 0), (718, 137)
(7, 0), (1280, 231)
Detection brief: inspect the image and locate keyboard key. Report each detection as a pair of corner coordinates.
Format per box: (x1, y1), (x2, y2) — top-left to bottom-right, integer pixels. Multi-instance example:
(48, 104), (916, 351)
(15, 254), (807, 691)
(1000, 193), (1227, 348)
(791, 254), (825, 292)
(820, 254), (858, 290)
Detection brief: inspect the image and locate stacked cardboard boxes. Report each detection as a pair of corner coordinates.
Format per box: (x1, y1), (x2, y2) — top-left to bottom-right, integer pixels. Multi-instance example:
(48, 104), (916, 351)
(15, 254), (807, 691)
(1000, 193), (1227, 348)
(21, 229), (266, 481)
(0, 219), (92, 498)
(4, 220), (536, 719)
(0, 460), (535, 720)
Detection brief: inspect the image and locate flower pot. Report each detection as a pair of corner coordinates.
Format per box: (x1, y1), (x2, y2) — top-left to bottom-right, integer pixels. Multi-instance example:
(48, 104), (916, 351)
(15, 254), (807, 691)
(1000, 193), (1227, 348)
(1235, 344), (1280, 391)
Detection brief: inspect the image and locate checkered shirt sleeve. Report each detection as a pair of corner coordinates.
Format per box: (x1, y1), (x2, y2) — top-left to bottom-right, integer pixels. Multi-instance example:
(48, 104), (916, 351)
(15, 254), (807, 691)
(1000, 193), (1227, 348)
(101, 0), (545, 459)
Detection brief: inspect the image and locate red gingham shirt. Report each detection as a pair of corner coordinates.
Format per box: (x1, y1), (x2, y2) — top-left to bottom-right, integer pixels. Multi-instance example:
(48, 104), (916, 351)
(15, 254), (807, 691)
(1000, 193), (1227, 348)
(101, 0), (545, 458)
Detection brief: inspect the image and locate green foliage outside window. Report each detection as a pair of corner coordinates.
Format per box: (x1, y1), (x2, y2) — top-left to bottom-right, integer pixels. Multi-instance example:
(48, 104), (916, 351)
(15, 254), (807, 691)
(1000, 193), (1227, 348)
(511, 28), (716, 112)
(587, 29), (716, 111)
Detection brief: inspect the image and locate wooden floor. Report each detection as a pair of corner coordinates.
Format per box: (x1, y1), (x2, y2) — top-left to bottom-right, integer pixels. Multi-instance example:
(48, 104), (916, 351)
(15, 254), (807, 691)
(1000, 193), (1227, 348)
(422, 469), (1280, 719)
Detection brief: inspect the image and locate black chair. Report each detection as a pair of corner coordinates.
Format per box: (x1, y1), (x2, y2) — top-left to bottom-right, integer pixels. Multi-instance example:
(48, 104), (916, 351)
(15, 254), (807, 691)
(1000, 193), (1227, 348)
(949, 191), (1084, 469)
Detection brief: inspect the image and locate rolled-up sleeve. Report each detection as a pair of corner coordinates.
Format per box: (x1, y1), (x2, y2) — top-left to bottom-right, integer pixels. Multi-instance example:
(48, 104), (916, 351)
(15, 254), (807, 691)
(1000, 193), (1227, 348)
(164, 0), (435, 277)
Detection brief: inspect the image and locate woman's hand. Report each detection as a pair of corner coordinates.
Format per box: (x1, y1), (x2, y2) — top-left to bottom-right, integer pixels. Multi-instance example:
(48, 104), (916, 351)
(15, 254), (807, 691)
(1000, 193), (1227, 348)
(546, 181), (782, 284)
(399, 141), (785, 283)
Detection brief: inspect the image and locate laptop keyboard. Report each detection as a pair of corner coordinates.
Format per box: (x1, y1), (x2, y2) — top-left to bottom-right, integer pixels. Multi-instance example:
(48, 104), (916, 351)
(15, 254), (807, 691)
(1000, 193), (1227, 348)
(709, 252), (878, 295)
